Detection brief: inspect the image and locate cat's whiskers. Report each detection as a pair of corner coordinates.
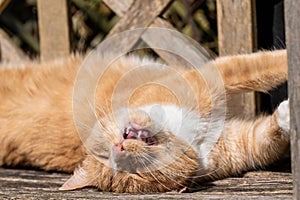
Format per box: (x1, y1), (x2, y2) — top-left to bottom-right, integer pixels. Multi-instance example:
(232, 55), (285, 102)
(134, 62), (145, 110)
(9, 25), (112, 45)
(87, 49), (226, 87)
(136, 150), (181, 174)
(137, 155), (172, 191)
(136, 141), (210, 185)
(95, 99), (112, 118)
(143, 151), (198, 179)
(137, 153), (195, 191)
(74, 120), (94, 132)
(73, 97), (115, 141)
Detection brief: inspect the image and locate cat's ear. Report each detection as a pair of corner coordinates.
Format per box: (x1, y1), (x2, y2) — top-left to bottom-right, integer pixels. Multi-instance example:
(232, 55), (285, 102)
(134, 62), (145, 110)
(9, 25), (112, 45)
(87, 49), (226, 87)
(59, 167), (93, 191)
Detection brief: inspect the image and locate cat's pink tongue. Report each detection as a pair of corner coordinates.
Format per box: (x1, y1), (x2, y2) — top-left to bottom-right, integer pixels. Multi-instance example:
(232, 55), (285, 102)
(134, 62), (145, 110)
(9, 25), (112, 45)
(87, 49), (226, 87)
(123, 123), (149, 142)
(126, 130), (148, 141)
(121, 123), (158, 146)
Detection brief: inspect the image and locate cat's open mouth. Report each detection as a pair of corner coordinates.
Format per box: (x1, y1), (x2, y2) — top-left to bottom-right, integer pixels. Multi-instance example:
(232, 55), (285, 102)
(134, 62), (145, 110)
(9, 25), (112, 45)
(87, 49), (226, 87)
(121, 123), (158, 148)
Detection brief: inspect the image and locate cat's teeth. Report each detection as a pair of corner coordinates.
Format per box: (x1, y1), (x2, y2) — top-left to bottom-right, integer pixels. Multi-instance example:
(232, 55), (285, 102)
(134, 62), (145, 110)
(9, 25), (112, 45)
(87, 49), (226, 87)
(137, 130), (142, 138)
(126, 127), (130, 135)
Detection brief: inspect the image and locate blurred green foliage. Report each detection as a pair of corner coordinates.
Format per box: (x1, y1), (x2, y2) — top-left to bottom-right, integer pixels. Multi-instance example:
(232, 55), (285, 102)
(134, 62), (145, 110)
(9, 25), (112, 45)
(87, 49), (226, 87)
(0, 0), (217, 58)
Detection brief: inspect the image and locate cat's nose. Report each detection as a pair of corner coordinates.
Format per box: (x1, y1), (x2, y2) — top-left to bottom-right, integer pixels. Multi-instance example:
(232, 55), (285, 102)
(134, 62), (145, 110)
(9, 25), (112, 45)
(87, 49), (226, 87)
(117, 140), (124, 151)
(112, 141), (126, 156)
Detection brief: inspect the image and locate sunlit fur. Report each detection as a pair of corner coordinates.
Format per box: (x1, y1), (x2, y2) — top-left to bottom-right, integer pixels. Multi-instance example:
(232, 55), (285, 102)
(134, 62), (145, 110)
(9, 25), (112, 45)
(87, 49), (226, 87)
(0, 50), (289, 193)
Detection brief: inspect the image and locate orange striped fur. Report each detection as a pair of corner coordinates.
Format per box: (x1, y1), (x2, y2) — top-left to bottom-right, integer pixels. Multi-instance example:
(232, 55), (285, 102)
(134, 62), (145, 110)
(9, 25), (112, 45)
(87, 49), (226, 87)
(0, 50), (289, 192)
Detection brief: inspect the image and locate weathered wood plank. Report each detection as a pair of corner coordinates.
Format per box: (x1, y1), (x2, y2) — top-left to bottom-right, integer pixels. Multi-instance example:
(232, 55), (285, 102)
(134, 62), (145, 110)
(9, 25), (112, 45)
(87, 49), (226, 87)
(142, 18), (210, 68)
(0, 0), (10, 13)
(0, 168), (292, 199)
(102, 0), (133, 17)
(217, 0), (256, 117)
(105, 0), (172, 53)
(104, 0), (210, 68)
(285, 1), (300, 199)
(37, 0), (71, 62)
(106, 0), (171, 37)
(0, 29), (29, 64)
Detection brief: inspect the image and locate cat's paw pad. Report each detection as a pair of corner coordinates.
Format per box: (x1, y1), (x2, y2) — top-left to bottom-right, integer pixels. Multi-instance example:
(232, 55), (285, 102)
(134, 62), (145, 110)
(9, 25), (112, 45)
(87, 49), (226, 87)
(277, 100), (289, 132)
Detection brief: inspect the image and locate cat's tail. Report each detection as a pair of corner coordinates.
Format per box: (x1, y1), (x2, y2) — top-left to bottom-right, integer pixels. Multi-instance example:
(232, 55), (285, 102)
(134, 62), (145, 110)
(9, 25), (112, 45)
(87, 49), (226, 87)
(207, 50), (287, 94)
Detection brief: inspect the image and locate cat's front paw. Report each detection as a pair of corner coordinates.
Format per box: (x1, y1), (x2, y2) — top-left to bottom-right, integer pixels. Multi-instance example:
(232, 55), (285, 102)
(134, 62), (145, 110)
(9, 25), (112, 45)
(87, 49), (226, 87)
(277, 100), (289, 133)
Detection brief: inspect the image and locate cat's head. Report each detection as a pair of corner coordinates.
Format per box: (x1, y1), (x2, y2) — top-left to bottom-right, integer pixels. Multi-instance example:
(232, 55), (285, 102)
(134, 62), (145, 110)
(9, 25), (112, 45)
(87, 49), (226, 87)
(60, 105), (202, 193)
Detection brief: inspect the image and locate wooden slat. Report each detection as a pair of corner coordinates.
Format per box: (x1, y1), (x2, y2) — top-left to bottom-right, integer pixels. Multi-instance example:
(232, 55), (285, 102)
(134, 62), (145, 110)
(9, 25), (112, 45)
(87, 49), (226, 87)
(0, 29), (29, 64)
(37, 0), (71, 62)
(102, 0), (133, 17)
(0, 0), (10, 13)
(143, 18), (210, 68)
(104, 0), (210, 68)
(217, 0), (256, 117)
(105, 0), (172, 53)
(285, 1), (300, 199)
(106, 0), (171, 37)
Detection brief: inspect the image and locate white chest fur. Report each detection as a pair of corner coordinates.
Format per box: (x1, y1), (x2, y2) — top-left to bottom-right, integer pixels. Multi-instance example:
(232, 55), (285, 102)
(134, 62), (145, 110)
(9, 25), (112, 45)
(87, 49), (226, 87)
(138, 104), (224, 172)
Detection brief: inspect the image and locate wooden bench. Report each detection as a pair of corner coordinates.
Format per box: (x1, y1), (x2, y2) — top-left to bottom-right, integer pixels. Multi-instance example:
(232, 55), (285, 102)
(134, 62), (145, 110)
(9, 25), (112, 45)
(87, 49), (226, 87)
(0, 0), (298, 198)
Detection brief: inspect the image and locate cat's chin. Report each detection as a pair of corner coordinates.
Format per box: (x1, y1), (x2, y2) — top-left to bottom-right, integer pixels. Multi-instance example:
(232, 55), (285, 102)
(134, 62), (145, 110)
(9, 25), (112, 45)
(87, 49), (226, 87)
(110, 139), (149, 173)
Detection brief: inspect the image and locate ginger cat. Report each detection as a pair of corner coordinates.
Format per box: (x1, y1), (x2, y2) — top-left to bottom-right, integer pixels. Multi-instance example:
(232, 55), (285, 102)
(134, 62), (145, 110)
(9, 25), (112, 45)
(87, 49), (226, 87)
(0, 49), (289, 193)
